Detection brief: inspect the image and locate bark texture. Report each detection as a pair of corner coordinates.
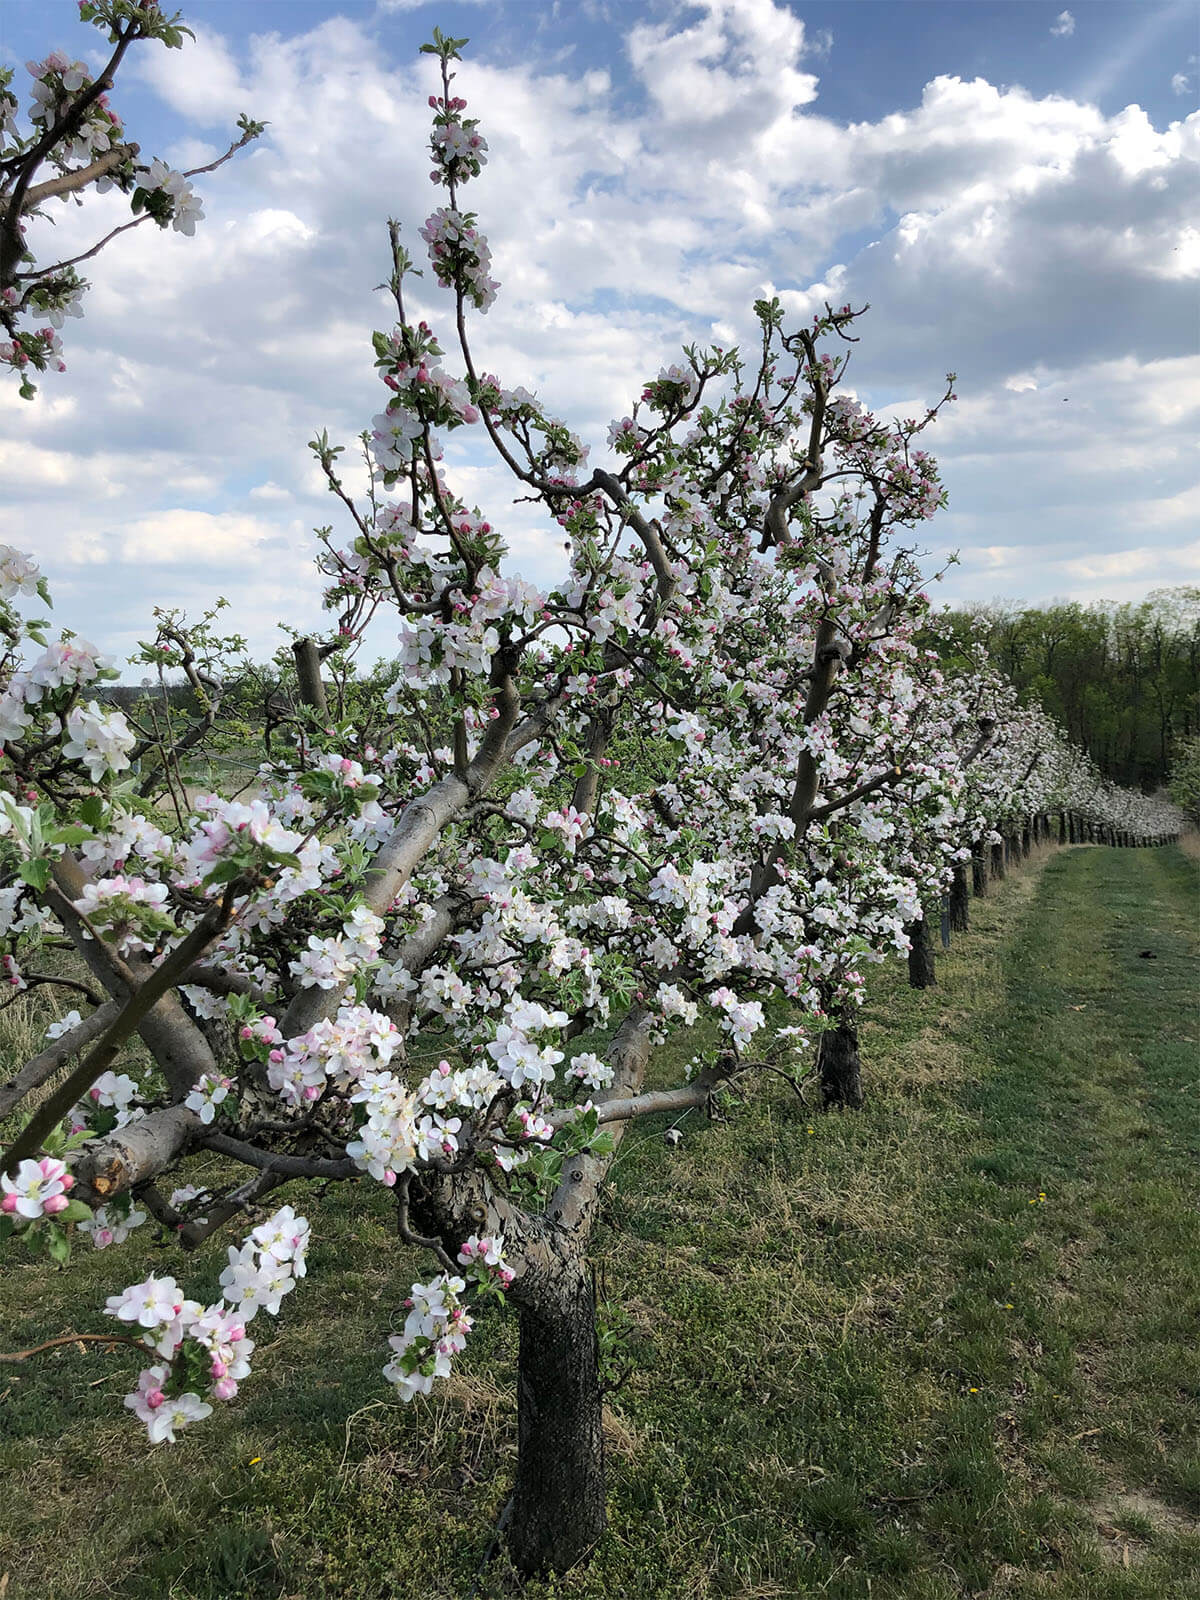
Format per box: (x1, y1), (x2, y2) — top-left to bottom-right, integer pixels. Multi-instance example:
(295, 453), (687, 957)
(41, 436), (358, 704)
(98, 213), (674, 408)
(949, 864), (970, 933)
(508, 1263), (607, 1575)
(818, 1018), (864, 1109)
(971, 852), (988, 897)
(405, 1008), (657, 1578)
(905, 917), (936, 988)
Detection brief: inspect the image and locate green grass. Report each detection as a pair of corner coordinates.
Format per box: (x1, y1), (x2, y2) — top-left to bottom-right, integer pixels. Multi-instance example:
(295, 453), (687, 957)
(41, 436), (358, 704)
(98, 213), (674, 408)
(2, 841), (1198, 1599)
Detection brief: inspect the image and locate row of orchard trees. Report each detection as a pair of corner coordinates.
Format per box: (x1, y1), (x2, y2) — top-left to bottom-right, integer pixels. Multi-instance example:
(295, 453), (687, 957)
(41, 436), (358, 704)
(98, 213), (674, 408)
(0, 13), (1182, 1576)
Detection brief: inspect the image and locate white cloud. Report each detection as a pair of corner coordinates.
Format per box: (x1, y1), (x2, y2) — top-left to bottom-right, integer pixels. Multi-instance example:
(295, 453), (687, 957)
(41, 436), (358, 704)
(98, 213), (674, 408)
(1062, 537), (1200, 583)
(376, 0), (489, 9)
(5, 0), (1199, 660)
(1051, 11), (1076, 38)
(1171, 71), (1192, 95)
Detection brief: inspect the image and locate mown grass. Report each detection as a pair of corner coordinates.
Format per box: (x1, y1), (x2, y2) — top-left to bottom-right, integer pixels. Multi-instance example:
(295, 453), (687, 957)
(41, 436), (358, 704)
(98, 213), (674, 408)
(1, 841), (1197, 1599)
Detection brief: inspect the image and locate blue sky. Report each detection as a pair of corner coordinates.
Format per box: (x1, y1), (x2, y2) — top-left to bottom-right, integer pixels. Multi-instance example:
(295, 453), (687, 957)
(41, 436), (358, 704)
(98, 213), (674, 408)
(1, 0), (1197, 662)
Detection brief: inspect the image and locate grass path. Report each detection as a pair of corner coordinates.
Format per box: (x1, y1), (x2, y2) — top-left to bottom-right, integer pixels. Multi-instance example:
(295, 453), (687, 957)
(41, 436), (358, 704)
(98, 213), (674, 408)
(1, 842), (1197, 1599)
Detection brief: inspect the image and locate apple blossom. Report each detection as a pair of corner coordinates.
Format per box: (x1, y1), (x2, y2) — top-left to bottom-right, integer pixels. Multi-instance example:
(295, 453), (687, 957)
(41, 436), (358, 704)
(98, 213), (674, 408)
(61, 702), (135, 782)
(1, 1156), (72, 1219)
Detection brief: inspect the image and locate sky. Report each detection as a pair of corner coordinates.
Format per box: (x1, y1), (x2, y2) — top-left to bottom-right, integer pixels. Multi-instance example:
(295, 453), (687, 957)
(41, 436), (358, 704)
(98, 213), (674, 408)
(1, 0), (1198, 666)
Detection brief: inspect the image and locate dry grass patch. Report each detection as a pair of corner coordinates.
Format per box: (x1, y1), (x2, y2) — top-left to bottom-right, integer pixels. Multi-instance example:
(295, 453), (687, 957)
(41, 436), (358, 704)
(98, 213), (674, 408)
(1091, 1487), (1199, 1568)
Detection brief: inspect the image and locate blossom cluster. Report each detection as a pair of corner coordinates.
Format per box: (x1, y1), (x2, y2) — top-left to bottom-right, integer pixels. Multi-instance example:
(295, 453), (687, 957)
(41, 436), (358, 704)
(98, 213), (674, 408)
(0, 608), (131, 782)
(104, 1206), (307, 1443)
(420, 206), (498, 313)
(383, 1233), (514, 1402)
(133, 157), (205, 236)
(1, 1155), (73, 1219)
(427, 88), (488, 187)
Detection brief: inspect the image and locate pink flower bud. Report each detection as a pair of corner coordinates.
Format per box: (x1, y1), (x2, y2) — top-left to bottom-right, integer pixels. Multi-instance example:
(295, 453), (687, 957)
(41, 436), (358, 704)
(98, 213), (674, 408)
(146, 1388), (166, 1409)
(1, 1193), (18, 1214)
(42, 1193), (68, 1215)
(213, 1377), (238, 1401)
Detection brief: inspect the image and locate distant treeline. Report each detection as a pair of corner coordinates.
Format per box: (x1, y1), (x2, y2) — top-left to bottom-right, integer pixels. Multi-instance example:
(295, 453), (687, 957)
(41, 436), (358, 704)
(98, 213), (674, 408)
(101, 590), (1199, 796)
(98, 683), (201, 712)
(942, 587), (1200, 792)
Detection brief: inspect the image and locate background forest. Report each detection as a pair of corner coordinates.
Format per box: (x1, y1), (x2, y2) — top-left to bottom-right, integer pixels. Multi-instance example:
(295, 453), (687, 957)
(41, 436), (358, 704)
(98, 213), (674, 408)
(943, 588), (1200, 792)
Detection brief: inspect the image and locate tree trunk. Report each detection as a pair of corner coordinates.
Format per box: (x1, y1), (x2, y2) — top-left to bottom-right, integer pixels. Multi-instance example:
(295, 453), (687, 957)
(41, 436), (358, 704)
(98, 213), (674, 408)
(971, 851), (988, 896)
(905, 917), (936, 988)
(818, 1018), (864, 1109)
(949, 863), (970, 932)
(991, 841), (1006, 879)
(291, 636), (328, 716)
(508, 1262), (607, 1576)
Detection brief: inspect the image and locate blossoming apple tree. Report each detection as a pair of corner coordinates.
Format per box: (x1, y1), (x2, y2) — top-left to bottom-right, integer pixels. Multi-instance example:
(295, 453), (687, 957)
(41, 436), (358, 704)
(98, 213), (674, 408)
(0, 24), (1180, 1575)
(0, 0), (261, 398)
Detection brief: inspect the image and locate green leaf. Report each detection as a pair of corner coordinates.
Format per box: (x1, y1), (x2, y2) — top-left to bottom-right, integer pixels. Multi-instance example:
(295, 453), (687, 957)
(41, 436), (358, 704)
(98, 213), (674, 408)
(47, 824), (91, 847)
(18, 858), (51, 892)
(60, 1198), (94, 1224)
(45, 1224), (71, 1265)
(203, 860), (243, 887)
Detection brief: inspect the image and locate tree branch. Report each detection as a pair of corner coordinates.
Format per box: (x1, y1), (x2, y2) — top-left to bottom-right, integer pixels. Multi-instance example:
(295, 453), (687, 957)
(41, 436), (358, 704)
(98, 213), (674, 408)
(19, 144), (136, 211)
(200, 1133), (360, 1182)
(0, 1332), (150, 1365)
(4, 898), (236, 1176)
(0, 998), (122, 1122)
(546, 1006), (653, 1238)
